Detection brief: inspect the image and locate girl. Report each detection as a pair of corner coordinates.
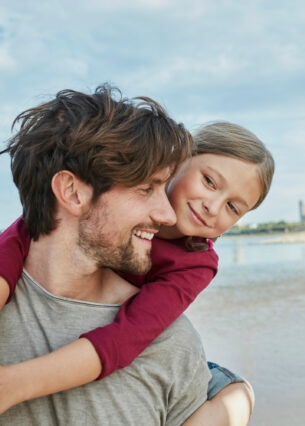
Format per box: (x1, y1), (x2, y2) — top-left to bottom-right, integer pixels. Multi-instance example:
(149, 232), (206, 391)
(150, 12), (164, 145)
(0, 121), (274, 425)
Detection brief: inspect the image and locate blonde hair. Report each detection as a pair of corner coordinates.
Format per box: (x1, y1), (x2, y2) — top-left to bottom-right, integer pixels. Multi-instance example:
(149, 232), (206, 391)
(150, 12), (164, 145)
(193, 121), (274, 210)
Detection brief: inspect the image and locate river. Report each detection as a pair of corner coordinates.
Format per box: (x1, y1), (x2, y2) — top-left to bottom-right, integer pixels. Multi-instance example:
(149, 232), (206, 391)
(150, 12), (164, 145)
(186, 233), (305, 426)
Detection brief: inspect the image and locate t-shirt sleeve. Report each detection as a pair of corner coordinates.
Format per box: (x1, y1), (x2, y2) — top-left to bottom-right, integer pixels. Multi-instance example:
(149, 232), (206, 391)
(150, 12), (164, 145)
(0, 217), (31, 302)
(81, 237), (218, 379)
(164, 315), (211, 426)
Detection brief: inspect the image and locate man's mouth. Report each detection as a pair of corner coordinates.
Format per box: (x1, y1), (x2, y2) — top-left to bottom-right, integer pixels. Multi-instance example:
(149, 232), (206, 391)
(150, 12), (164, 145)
(133, 230), (155, 240)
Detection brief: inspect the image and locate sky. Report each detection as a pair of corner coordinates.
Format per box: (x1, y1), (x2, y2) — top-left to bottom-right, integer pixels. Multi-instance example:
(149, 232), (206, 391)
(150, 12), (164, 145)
(0, 0), (304, 229)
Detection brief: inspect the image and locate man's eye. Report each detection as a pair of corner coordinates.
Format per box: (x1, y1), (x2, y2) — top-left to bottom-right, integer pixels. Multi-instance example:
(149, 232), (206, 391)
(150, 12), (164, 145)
(139, 186), (153, 195)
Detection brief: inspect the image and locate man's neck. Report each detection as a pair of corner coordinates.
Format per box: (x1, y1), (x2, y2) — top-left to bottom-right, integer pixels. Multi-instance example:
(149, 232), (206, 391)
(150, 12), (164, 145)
(24, 232), (139, 304)
(24, 234), (100, 300)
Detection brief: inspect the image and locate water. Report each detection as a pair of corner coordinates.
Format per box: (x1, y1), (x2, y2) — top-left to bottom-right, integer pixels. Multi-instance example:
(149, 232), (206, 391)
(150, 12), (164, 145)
(212, 234), (305, 289)
(186, 234), (305, 426)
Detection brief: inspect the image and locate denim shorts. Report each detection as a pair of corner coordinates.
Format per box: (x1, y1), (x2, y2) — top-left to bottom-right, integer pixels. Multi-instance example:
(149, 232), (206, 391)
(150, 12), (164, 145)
(207, 361), (248, 400)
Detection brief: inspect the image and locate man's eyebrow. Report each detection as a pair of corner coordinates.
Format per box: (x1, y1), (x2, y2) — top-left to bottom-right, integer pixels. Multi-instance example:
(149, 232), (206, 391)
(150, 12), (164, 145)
(149, 178), (166, 185)
(148, 174), (172, 185)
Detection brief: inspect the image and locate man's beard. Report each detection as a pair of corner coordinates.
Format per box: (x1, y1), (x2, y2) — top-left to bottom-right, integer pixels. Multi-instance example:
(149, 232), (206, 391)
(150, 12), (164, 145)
(78, 222), (152, 275)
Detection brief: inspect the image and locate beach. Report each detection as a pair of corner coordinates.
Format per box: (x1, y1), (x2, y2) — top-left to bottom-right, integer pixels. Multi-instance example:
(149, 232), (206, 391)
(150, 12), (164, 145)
(186, 233), (305, 426)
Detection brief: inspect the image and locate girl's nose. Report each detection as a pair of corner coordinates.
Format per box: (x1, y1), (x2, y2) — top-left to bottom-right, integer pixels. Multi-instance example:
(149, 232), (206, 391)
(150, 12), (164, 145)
(203, 197), (220, 217)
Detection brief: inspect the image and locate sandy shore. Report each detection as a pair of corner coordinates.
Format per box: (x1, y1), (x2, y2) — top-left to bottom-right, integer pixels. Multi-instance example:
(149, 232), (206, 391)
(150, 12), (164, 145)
(186, 275), (305, 426)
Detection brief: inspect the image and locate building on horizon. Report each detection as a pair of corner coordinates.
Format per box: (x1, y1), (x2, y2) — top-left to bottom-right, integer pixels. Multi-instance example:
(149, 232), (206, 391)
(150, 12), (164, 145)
(299, 200), (305, 222)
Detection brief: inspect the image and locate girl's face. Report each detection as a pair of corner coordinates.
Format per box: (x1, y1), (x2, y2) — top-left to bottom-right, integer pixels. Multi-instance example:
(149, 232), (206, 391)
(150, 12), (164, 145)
(163, 153), (262, 239)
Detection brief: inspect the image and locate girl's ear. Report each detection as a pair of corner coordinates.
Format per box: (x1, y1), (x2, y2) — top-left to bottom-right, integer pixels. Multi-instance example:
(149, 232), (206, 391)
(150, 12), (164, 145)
(51, 171), (93, 217)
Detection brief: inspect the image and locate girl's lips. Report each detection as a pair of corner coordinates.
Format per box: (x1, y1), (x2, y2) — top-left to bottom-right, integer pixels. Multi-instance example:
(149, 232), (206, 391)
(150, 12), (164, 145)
(188, 203), (209, 227)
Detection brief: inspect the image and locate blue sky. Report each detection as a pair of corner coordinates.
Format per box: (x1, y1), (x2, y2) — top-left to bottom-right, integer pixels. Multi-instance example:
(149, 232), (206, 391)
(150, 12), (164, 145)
(0, 0), (304, 229)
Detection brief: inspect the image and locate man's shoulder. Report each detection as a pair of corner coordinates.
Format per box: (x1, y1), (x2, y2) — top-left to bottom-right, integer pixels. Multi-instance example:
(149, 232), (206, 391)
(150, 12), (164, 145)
(165, 314), (202, 346)
(146, 314), (205, 363)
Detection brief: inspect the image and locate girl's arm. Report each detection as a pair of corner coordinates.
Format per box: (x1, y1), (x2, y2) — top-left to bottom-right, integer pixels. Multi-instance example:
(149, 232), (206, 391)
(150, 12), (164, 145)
(0, 268), (140, 415)
(82, 238), (218, 378)
(0, 277), (10, 310)
(0, 338), (101, 414)
(0, 217), (31, 303)
(0, 225), (218, 411)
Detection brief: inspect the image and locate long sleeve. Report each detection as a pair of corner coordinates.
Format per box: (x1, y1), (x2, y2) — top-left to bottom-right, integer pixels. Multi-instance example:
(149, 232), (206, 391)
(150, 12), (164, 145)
(0, 217), (31, 302)
(0, 217), (219, 381)
(81, 237), (218, 379)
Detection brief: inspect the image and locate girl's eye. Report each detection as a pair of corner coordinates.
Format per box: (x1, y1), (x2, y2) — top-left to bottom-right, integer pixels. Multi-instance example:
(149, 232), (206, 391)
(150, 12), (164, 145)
(228, 202), (239, 215)
(204, 175), (215, 188)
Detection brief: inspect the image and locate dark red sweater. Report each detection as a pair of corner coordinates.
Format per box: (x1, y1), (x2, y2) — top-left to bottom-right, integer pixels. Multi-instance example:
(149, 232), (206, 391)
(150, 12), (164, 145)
(0, 217), (218, 378)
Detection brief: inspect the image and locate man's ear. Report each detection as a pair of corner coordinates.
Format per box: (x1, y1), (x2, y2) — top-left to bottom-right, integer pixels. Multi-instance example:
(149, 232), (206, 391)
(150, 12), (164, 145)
(51, 171), (93, 217)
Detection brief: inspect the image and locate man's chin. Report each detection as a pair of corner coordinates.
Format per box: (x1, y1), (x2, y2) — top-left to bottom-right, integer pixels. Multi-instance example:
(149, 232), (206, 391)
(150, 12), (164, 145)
(130, 256), (151, 275)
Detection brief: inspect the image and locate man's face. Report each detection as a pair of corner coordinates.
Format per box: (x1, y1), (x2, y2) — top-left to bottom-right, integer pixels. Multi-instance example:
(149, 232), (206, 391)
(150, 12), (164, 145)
(78, 167), (176, 274)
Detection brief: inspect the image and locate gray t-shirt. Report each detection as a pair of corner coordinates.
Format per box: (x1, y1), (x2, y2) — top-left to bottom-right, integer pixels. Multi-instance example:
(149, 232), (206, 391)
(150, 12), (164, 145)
(0, 270), (211, 426)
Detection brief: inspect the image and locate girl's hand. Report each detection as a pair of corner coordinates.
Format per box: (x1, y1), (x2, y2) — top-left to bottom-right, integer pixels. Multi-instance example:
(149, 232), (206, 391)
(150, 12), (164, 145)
(0, 277), (10, 310)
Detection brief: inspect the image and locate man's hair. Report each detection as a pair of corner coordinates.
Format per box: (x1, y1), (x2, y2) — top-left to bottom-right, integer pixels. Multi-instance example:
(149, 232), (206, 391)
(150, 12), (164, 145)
(2, 84), (192, 239)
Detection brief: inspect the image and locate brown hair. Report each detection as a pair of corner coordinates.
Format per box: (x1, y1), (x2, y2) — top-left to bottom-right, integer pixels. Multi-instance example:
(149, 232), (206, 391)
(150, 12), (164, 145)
(2, 84), (192, 239)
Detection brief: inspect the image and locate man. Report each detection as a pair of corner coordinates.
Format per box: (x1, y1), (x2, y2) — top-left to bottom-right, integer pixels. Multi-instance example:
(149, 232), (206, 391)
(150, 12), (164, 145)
(0, 84), (211, 425)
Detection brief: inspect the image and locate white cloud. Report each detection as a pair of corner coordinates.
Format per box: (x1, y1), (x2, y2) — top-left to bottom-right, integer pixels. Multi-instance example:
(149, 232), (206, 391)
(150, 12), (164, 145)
(0, 0), (305, 226)
(0, 45), (15, 70)
(274, 44), (305, 70)
(285, 128), (305, 146)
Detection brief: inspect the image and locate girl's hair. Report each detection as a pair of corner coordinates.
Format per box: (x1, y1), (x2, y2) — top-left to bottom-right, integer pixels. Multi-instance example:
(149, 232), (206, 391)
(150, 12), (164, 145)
(186, 121), (275, 252)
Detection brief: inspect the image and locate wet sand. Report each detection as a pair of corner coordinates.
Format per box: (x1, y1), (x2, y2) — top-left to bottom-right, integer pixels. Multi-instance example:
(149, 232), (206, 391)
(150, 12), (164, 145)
(186, 275), (305, 426)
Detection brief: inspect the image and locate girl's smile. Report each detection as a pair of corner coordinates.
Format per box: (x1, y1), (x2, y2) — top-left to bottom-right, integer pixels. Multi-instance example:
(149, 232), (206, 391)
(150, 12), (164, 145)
(160, 153), (262, 240)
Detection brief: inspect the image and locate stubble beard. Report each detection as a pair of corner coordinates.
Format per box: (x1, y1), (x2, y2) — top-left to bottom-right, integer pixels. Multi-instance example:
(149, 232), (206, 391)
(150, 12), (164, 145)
(78, 221), (152, 275)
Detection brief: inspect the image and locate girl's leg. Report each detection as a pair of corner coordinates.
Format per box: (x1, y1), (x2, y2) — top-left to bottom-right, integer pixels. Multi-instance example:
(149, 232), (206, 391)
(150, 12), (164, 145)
(183, 362), (255, 426)
(183, 381), (255, 426)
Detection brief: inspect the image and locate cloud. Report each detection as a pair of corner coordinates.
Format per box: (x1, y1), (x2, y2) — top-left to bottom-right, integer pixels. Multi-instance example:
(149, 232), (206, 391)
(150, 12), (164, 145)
(0, 45), (15, 71)
(0, 0), (305, 226)
(84, 0), (175, 11)
(273, 44), (305, 71)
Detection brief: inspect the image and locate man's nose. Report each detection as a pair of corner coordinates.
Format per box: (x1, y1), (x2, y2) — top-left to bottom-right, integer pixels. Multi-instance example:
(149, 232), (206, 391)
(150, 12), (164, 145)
(151, 193), (176, 227)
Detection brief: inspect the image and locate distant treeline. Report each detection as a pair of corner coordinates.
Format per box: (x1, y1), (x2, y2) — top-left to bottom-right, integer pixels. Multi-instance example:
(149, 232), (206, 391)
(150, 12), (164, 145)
(2, 220), (305, 236)
(225, 221), (305, 236)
